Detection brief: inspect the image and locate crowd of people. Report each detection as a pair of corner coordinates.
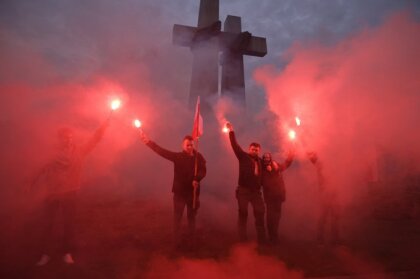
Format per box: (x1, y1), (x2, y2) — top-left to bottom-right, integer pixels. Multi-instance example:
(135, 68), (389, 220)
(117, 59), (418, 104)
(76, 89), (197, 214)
(29, 120), (340, 266)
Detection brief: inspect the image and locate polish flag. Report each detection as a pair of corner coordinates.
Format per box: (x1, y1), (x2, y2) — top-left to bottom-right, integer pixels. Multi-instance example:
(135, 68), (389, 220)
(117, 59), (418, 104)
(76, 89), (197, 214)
(191, 96), (203, 140)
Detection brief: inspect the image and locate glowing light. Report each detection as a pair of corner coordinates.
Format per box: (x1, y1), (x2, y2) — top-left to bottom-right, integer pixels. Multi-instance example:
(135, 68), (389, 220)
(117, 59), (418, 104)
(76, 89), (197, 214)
(288, 130), (296, 140)
(110, 99), (121, 111)
(295, 117), (301, 126)
(133, 119), (142, 128)
(222, 126), (229, 133)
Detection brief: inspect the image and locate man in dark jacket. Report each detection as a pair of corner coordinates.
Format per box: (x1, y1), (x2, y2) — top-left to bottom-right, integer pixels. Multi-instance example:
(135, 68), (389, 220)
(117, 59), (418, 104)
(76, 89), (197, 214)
(307, 152), (340, 245)
(32, 120), (109, 266)
(225, 122), (266, 244)
(140, 132), (206, 243)
(262, 151), (293, 245)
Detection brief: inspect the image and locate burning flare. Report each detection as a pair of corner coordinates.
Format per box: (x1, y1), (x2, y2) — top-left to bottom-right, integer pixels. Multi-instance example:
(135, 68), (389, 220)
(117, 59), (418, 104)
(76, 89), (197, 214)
(222, 123), (230, 134)
(133, 119), (142, 128)
(110, 99), (121, 111)
(295, 116), (301, 126)
(288, 129), (296, 140)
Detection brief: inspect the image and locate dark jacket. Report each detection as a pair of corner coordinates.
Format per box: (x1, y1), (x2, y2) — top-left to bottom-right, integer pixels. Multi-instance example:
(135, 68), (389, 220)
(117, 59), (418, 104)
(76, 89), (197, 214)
(146, 141), (206, 197)
(262, 157), (293, 202)
(229, 131), (262, 190)
(308, 154), (326, 192)
(34, 123), (108, 196)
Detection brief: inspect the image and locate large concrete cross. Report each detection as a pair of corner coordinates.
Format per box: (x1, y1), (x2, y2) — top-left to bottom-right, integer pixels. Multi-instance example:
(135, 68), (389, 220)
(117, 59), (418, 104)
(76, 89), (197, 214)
(173, 0), (267, 108)
(220, 15), (266, 106)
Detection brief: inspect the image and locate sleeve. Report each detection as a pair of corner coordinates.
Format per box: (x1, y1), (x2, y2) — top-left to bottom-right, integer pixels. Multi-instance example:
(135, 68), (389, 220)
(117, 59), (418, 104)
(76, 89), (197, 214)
(229, 131), (245, 159)
(146, 141), (177, 162)
(81, 122), (108, 156)
(308, 152), (318, 165)
(271, 161), (281, 174)
(30, 163), (50, 189)
(279, 154), (294, 171)
(308, 154), (325, 186)
(28, 160), (55, 194)
(194, 153), (207, 182)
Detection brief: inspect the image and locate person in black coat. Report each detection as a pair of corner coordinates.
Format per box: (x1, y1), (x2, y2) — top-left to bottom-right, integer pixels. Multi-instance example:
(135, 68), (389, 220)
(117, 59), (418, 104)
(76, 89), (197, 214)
(32, 120), (109, 266)
(261, 151), (293, 245)
(140, 132), (206, 243)
(307, 152), (340, 245)
(225, 122), (267, 244)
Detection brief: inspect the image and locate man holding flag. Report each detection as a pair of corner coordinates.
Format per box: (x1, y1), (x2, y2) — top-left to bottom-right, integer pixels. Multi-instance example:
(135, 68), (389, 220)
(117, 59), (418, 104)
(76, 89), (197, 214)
(139, 97), (206, 247)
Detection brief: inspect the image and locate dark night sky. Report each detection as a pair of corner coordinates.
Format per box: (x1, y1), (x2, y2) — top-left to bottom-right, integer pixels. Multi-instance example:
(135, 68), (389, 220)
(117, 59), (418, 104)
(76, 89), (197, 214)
(1, 0), (419, 111)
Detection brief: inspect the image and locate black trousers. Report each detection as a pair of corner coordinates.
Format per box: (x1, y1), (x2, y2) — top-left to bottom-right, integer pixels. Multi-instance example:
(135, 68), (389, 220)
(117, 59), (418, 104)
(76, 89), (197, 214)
(236, 187), (266, 243)
(40, 191), (77, 254)
(317, 197), (340, 243)
(173, 193), (198, 240)
(265, 196), (283, 243)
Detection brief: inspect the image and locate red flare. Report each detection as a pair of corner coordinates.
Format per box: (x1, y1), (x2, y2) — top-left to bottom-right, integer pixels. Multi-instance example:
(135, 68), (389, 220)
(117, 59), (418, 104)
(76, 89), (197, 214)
(133, 119), (142, 128)
(295, 116), (301, 126)
(110, 99), (121, 111)
(288, 129), (296, 140)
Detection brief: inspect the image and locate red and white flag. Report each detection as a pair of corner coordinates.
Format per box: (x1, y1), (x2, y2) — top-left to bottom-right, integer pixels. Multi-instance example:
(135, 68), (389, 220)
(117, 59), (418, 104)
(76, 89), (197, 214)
(191, 96), (203, 140)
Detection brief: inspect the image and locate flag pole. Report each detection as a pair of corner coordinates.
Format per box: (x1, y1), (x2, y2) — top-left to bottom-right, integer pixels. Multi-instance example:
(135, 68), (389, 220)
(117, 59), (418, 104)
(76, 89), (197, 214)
(193, 137), (199, 209)
(192, 96), (202, 210)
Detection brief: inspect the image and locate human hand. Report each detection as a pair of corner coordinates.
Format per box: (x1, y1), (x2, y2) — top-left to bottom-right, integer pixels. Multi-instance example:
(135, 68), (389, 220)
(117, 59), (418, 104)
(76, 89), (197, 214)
(139, 130), (150, 144)
(192, 180), (199, 188)
(272, 161), (279, 171)
(287, 148), (295, 158)
(226, 122), (233, 132)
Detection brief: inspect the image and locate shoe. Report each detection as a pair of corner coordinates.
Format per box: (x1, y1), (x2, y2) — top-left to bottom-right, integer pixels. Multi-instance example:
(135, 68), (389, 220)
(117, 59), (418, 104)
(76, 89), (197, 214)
(63, 253), (75, 264)
(35, 254), (50, 266)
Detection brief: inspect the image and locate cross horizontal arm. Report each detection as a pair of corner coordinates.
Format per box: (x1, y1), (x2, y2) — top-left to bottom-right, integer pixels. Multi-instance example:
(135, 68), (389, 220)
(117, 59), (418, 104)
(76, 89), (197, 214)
(173, 21), (221, 48)
(173, 24), (197, 47)
(221, 32), (267, 57)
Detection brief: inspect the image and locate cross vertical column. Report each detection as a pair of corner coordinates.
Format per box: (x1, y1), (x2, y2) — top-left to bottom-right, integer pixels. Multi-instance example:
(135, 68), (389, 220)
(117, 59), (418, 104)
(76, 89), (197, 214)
(221, 15), (246, 106)
(189, 0), (220, 109)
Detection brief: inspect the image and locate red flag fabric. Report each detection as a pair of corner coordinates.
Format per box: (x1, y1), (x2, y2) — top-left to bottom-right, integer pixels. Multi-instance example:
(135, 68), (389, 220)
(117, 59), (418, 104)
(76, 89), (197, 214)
(191, 96), (203, 140)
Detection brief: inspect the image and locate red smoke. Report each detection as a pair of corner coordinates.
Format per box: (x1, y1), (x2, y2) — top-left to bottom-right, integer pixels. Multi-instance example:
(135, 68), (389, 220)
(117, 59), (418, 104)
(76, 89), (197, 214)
(145, 245), (303, 279)
(1, 4), (419, 277)
(255, 11), (420, 205)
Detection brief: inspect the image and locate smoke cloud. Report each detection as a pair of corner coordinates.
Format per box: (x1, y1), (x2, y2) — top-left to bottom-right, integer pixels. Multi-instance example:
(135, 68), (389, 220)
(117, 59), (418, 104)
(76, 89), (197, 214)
(1, 0), (419, 277)
(254, 11), (420, 241)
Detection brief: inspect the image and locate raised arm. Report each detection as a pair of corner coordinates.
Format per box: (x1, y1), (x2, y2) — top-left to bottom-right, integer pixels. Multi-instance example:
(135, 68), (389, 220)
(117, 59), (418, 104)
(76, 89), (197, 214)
(226, 123), (245, 159)
(307, 151), (318, 165)
(81, 119), (109, 156)
(146, 141), (178, 162)
(278, 150), (294, 171)
(307, 151), (326, 186)
(140, 130), (177, 162)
